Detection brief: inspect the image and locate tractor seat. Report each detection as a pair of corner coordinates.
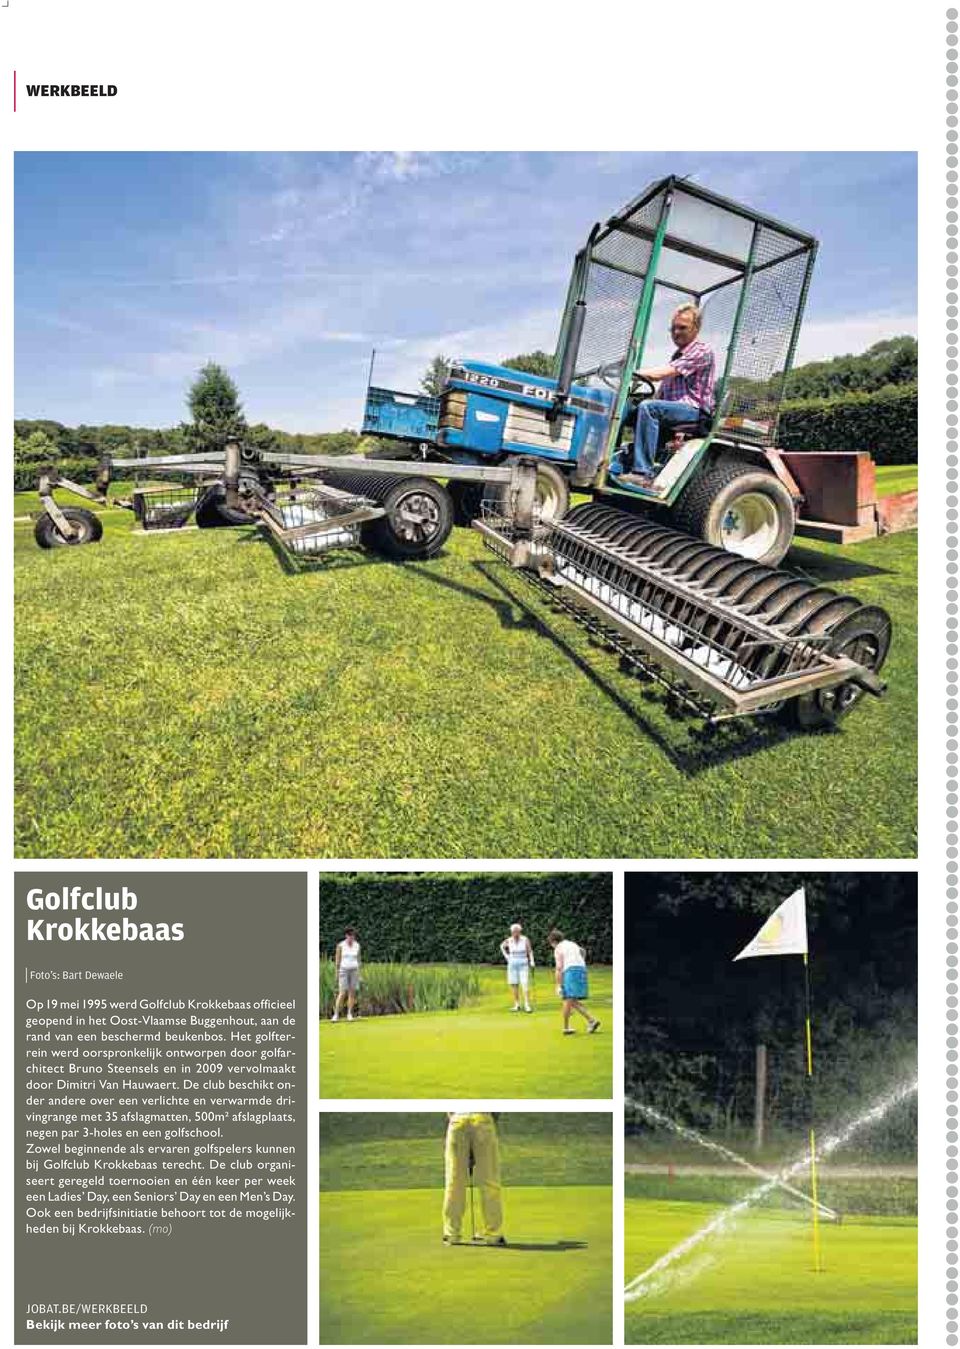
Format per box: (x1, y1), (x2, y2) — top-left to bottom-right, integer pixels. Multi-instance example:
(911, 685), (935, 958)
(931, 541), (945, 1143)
(660, 411), (713, 446)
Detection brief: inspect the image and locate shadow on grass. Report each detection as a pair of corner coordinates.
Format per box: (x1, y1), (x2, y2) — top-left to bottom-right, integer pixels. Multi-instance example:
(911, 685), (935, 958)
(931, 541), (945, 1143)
(404, 561), (540, 633)
(785, 547), (894, 582)
(222, 532), (853, 778)
(461, 1240), (588, 1252)
(452, 561), (824, 778)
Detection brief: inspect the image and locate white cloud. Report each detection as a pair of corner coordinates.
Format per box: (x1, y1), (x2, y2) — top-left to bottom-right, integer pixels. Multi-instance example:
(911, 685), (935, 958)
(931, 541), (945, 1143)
(361, 151), (453, 182)
(795, 312), (917, 364)
(370, 306), (561, 392)
(89, 294), (385, 390)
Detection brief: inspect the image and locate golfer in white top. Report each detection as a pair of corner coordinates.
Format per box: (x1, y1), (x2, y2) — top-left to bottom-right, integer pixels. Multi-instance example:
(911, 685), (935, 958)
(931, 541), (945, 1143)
(499, 923), (535, 1012)
(548, 927), (600, 1036)
(331, 927), (361, 1022)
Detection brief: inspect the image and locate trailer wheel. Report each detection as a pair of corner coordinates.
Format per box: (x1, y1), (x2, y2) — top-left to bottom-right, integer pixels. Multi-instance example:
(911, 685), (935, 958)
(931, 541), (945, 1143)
(34, 507), (103, 549)
(196, 484), (251, 528)
(671, 461), (795, 566)
(367, 477), (454, 559)
(484, 461), (570, 527)
(789, 605), (892, 729)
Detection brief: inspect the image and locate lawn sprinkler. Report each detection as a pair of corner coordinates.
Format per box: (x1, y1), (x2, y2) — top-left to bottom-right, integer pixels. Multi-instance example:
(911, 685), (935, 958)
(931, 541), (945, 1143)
(624, 1073), (917, 1303)
(627, 1097), (839, 1222)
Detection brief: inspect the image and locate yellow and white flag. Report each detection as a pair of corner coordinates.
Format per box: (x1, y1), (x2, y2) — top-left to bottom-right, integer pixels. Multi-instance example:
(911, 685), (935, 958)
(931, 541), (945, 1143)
(733, 888), (808, 961)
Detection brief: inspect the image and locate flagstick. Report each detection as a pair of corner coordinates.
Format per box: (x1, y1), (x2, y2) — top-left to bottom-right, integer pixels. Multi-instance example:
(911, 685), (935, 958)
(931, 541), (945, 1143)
(803, 953), (823, 1273)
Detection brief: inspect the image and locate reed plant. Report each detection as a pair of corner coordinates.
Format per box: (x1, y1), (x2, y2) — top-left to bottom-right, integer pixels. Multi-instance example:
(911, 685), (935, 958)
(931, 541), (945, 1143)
(320, 959), (481, 1017)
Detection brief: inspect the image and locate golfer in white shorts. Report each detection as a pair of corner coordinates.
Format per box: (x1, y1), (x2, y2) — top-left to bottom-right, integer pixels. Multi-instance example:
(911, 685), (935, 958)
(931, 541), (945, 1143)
(499, 923), (535, 1012)
(331, 927), (361, 1022)
(442, 1112), (506, 1246)
(548, 927), (600, 1036)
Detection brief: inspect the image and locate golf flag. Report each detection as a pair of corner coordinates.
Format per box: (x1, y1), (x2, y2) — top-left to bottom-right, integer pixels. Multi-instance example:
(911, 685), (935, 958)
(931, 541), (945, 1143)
(733, 886), (822, 1274)
(732, 887), (808, 962)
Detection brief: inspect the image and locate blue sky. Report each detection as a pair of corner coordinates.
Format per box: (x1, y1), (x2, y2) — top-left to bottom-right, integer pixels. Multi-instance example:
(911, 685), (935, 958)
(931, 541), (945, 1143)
(15, 151), (917, 432)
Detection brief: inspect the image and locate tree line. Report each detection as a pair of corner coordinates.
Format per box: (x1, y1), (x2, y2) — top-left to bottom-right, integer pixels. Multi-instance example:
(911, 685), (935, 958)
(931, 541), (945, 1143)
(14, 337), (916, 489)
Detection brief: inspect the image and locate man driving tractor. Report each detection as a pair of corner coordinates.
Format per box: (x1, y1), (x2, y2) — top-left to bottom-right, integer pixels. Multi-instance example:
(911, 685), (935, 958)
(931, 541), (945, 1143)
(619, 304), (716, 484)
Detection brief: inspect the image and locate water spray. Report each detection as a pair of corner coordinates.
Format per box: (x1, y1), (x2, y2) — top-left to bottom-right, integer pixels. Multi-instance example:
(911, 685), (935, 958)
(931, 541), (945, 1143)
(626, 1097), (838, 1222)
(624, 1072), (917, 1302)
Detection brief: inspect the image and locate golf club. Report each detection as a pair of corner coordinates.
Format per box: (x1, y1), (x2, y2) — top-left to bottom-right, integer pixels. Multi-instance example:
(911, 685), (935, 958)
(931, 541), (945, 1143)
(468, 1146), (477, 1242)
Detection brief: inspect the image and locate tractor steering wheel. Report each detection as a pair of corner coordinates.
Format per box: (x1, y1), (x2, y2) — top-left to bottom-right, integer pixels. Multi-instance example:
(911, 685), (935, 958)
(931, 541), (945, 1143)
(597, 361), (625, 391)
(597, 363), (657, 401)
(630, 374), (657, 401)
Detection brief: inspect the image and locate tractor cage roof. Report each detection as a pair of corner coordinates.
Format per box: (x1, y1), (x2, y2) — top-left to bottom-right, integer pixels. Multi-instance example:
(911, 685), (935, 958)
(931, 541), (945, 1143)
(600, 175), (817, 289)
(562, 175), (819, 444)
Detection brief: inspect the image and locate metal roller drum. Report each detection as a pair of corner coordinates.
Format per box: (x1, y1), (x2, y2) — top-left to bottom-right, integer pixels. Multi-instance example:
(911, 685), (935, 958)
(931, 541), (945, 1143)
(534, 502), (892, 726)
(319, 469), (454, 560)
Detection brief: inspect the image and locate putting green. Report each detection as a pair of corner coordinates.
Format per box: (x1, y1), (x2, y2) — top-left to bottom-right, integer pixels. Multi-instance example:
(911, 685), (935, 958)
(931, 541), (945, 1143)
(320, 966), (612, 1098)
(624, 1198), (917, 1344)
(320, 1185), (612, 1344)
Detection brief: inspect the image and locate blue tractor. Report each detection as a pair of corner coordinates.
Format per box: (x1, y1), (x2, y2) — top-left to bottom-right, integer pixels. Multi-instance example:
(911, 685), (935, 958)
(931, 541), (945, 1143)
(363, 175), (818, 567)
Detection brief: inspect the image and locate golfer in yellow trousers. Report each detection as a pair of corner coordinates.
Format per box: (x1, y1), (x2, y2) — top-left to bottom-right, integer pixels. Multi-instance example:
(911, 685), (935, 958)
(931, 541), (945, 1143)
(443, 1112), (506, 1246)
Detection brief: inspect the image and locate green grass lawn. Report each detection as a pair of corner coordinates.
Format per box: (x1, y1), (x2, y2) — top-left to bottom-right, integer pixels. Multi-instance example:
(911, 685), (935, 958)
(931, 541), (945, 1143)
(875, 465), (918, 497)
(320, 965), (612, 1098)
(624, 1192), (917, 1344)
(319, 1115), (611, 1345)
(15, 507), (917, 858)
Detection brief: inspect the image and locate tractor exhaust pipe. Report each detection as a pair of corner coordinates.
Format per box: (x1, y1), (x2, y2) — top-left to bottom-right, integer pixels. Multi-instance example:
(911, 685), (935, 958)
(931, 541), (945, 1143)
(550, 223), (599, 420)
(551, 299), (586, 418)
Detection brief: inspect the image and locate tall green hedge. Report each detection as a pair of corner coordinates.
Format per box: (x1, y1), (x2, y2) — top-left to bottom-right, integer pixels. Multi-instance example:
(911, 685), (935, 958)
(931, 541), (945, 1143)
(15, 457), (99, 492)
(778, 382), (917, 464)
(14, 458), (177, 493)
(319, 872), (612, 964)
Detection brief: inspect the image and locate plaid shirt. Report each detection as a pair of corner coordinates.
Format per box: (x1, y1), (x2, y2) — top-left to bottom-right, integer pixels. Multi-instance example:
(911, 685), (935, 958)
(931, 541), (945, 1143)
(658, 339), (716, 412)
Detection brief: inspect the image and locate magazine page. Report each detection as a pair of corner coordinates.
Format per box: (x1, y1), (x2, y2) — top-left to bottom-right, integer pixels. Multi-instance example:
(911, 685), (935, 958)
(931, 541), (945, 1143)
(3, 2), (939, 1346)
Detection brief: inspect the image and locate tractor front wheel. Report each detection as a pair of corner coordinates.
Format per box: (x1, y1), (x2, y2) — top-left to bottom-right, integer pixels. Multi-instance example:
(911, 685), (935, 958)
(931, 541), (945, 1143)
(671, 462), (795, 567)
(483, 460), (570, 527)
(34, 506), (104, 549)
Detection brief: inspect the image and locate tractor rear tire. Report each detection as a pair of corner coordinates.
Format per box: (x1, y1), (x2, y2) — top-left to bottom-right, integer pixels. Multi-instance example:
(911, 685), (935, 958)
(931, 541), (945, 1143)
(485, 461), (570, 527)
(34, 506), (103, 549)
(366, 476), (454, 560)
(196, 484), (251, 528)
(670, 460), (795, 567)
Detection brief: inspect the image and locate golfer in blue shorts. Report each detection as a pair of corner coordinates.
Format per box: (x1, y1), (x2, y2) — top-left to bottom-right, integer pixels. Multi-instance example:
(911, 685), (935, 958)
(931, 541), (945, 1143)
(548, 928), (600, 1036)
